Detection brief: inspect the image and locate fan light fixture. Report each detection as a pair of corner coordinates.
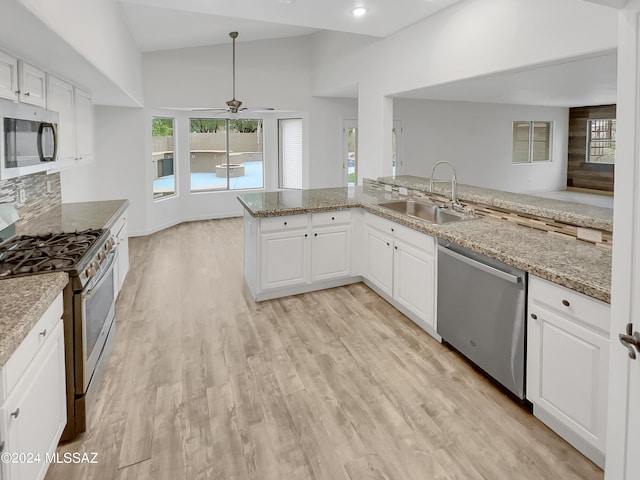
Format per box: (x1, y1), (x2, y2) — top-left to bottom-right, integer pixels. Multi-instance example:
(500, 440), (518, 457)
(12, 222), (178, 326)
(352, 6), (367, 17)
(194, 31), (274, 114)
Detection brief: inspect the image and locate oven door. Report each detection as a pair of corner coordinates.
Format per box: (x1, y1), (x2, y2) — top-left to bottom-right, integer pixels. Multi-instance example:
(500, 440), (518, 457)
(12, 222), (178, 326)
(79, 250), (116, 392)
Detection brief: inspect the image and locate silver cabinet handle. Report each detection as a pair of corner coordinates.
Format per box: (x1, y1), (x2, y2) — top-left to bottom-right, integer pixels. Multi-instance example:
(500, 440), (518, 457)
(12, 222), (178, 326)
(24, 91), (30, 97)
(620, 323), (640, 360)
(10, 408), (20, 419)
(39, 329), (47, 337)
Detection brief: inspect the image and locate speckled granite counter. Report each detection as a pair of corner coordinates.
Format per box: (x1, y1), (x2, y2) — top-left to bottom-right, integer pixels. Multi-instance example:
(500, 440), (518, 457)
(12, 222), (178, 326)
(237, 187), (611, 303)
(377, 175), (613, 232)
(0, 199), (129, 368)
(16, 199), (130, 236)
(0, 272), (68, 368)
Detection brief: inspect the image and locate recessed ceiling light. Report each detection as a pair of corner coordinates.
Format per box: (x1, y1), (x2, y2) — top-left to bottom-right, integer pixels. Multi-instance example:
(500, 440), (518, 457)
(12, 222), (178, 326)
(352, 6), (367, 17)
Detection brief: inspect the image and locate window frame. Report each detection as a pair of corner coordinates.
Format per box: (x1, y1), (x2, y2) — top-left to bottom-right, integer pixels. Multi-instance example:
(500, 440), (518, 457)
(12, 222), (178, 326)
(188, 116), (265, 193)
(586, 118), (616, 165)
(512, 121), (553, 164)
(151, 116), (177, 201)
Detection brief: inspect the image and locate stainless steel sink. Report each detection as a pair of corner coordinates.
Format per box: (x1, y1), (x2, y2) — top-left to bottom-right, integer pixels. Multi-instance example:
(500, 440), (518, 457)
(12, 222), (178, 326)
(378, 199), (473, 224)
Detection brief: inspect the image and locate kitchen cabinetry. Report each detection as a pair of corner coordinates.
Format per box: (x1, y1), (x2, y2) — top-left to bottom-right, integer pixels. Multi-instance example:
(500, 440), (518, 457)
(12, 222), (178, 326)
(111, 209), (129, 294)
(0, 51), (18, 102)
(244, 210), (357, 300)
(46, 75), (76, 165)
(260, 216), (309, 290)
(17, 61), (46, 107)
(0, 293), (66, 480)
(527, 275), (610, 468)
(364, 213), (437, 337)
(46, 78), (95, 170)
(73, 87), (94, 164)
(310, 211), (351, 282)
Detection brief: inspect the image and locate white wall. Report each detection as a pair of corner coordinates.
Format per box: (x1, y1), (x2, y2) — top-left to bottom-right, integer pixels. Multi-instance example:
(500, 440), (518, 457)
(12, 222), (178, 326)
(61, 107), (148, 236)
(310, 0), (617, 183)
(16, 0), (144, 105)
(61, 36), (356, 235)
(394, 99), (569, 193)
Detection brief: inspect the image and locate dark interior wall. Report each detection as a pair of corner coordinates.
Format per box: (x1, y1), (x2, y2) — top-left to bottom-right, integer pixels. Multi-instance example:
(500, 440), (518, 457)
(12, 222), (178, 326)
(567, 104), (616, 192)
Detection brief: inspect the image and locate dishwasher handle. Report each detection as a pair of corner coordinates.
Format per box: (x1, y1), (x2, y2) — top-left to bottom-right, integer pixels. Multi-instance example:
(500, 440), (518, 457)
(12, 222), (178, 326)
(439, 246), (521, 284)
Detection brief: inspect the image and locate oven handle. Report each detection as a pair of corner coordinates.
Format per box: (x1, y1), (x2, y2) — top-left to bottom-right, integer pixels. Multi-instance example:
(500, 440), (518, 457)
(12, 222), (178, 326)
(84, 249), (116, 299)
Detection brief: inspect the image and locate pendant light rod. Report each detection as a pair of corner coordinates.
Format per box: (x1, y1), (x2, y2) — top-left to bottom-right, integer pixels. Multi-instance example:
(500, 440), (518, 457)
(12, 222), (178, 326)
(230, 31), (238, 101)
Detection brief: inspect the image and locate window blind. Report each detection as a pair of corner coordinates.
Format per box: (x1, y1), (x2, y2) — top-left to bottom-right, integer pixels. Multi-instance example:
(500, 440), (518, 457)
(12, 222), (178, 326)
(279, 119), (302, 189)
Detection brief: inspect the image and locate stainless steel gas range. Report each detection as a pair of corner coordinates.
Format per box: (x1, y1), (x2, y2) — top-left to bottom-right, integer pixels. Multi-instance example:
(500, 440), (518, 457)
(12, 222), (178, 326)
(0, 228), (117, 441)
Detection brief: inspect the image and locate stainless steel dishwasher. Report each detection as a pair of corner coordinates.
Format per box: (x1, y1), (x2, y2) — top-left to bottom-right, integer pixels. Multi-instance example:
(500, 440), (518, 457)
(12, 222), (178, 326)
(437, 240), (527, 399)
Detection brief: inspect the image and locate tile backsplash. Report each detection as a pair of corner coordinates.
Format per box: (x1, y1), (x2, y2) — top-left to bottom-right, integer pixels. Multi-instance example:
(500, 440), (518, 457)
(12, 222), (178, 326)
(0, 172), (62, 228)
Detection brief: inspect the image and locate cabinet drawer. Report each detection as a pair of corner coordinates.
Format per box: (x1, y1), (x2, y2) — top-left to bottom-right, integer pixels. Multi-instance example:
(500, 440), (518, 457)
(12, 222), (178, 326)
(311, 210), (351, 227)
(3, 293), (63, 399)
(393, 223), (435, 255)
(365, 212), (397, 235)
(529, 276), (609, 334)
(261, 214), (308, 232)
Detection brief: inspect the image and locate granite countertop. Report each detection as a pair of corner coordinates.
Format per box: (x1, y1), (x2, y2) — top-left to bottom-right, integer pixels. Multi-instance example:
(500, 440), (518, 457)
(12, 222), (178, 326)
(237, 187), (611, 303)
(377, 175), (613, 232)
(0, 272), (68, 368)
(0, 199), (129, 369)
(16, 199), (130, 236)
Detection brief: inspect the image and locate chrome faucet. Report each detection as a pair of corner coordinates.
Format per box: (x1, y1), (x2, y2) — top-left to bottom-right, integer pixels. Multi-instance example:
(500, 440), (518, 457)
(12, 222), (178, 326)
(429, 161), (462, 210)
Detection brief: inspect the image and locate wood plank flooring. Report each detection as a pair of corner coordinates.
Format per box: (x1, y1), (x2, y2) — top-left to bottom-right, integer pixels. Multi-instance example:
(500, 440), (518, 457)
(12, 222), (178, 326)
(46, 218), (603, 480)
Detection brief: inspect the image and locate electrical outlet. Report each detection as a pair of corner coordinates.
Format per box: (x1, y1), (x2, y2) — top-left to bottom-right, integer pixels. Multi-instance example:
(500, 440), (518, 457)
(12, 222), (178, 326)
(18, 189), (26, 204)
(577, 227), (603, 243)
(47, 180), (52, 194)
(399, 187), (408, 196)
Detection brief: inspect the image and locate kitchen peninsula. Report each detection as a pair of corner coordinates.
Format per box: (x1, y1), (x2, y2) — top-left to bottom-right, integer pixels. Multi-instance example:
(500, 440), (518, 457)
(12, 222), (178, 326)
(238, 177), (613, 467)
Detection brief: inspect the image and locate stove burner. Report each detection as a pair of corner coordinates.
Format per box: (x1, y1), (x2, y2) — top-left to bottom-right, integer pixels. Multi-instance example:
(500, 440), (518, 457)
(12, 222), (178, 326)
(0, 229), (104, 278)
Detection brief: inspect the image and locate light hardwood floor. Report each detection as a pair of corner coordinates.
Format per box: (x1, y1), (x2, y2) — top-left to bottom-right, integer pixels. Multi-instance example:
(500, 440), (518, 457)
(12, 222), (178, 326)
(46, 218), (603, 480)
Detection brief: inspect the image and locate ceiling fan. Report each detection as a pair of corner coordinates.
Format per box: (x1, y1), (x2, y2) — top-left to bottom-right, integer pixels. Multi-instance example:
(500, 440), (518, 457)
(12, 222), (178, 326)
(196, 31), (274, 114)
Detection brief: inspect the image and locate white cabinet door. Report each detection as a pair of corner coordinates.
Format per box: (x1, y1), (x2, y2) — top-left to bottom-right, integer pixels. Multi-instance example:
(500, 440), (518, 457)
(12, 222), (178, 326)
(46, 75), (76, 164)
(74, 87), (94, 163)
(117, 222), (129, 292)
(18, 61), (46, 107)
(1, 321), (66, 480)
(311, 226), (351, 282)
(527, 303), (609, 466)
(260, 230), (309, 290)
(393, 239), (435, 328)
(364, 226), (393, 297)
(0, 51), (18, 101)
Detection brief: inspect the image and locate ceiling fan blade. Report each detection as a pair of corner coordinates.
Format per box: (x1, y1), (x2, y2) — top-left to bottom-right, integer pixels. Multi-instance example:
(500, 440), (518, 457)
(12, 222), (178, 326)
(243, 107), (275, 112)
(191, 107), (229, 112)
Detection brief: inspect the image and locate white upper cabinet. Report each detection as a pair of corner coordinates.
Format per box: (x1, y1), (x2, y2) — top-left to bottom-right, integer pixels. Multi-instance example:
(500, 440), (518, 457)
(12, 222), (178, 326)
(46, 75), (76, 165)
(0, 50), (18, 101)
(18, 61), (46, 107)
(74, 87), (94, 163)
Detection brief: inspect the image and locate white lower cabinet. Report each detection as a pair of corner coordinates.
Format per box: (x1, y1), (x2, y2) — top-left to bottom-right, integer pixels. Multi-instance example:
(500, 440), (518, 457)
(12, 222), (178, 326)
(364, 226), (393, 296)
(0, 293), (66, 480)
(311, 225), (351, 282)
(393, 238), (435, 329)
(260, 228), (309, 290)
(527, 275), (609, 468)
(111, 208), (130, 294)
(364, 213), (437, 337)
(247, 210), (355, 300)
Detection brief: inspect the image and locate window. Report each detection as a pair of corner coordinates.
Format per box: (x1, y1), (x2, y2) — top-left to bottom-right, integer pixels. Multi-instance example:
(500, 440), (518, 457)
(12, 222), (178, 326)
(152, 117), (175, 199)
(279, 118), (302, 189)
(587, 119), (616, 164)
(512, 121), (552, 164)
(189, 118), (264, 192)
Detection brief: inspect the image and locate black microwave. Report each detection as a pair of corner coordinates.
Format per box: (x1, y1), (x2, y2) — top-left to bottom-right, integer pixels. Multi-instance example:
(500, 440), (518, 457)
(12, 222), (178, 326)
(1, 101), (58, 175)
